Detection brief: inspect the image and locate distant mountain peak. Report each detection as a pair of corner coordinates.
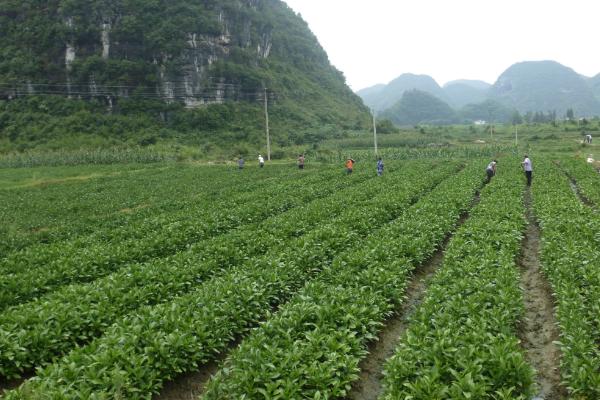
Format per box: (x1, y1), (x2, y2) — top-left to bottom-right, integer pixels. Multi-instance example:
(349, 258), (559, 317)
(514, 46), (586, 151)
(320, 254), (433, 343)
(358, 73), (445, 112)
(492, 60), (600, 115)
(359, 60), (600, 119)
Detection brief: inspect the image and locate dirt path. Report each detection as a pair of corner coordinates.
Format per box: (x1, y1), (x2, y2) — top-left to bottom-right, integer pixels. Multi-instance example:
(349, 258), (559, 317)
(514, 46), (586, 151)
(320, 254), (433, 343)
(568, 179), (594, 208)
(554, 160), (595, 208)
(518, 189), (566, 400)
(345, 246), (443, 400)
(0, 375), (30, 395)
(154, 334), (245, 400)
(346, 190), (481, 400)
(153, 360), (220, 400)
(156, 187), (481, 400)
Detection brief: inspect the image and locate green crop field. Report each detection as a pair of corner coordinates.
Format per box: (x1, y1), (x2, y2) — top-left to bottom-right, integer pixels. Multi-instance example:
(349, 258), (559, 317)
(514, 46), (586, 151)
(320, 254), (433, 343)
(1, 152), (600, 399)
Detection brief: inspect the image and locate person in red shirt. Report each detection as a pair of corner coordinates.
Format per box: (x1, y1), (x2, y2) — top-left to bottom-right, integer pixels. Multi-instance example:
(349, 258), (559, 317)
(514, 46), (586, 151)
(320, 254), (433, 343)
(345, 158), (355, 174)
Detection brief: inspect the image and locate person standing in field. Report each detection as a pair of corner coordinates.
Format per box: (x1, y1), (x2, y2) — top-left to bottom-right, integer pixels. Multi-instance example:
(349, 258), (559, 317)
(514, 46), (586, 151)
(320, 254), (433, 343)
(258, 154), (265, 168)
(298, 154), (305, 170)
(485, 159), (497, 183)
(377, 157), (384, 176)
(345, 158), (355, 174)
(522, 155), (533, 186)
(238, 157), (245, 170)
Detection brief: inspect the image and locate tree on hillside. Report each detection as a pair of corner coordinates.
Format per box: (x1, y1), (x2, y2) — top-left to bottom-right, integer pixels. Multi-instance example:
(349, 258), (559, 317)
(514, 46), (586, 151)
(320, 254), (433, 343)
(511, 111), (523, 125)
(566, 108), (575, 120)
(376, 119), (399, 134)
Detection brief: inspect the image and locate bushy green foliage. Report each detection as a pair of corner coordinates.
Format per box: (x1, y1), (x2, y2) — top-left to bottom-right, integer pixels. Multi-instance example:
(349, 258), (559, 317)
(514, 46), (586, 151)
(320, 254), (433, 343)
(376, 118), (399, 134)
(0, 164), (362, 379)
(202, 163), (482, 399)
(383, 162), (536, 399)
(532, 160), (600, 397)
(459, 99), (515, 123)
(3, 161), (451, 398)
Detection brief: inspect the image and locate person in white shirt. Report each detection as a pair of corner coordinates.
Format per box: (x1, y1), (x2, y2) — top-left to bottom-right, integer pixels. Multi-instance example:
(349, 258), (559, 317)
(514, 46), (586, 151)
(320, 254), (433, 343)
(485, 160), (497, 183)
(522, 155), (533, 187)
(258, 154), (265, 168)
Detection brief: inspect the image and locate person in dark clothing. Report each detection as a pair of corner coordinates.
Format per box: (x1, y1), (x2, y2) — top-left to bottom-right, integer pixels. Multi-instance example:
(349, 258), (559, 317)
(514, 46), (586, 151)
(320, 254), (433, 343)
(298, 154), (305, 170)
(522, 155), (533, 186)
(485, 160), (497, 183)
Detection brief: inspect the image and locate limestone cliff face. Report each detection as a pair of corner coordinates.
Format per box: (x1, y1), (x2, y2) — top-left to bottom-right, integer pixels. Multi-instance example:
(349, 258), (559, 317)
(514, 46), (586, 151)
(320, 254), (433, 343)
(54, 0), (275, 105)
(1, 0), (360, 112)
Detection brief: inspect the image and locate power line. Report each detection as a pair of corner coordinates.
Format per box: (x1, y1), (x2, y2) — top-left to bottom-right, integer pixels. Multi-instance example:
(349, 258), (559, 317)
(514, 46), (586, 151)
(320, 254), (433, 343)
(1, 86), (279, 103)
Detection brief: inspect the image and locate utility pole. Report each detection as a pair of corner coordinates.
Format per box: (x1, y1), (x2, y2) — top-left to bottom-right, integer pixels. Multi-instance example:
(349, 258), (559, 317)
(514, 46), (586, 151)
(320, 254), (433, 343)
(264, 87), (271, 161)
(372, 109), (378, 156)
(515, 124), (518, 146)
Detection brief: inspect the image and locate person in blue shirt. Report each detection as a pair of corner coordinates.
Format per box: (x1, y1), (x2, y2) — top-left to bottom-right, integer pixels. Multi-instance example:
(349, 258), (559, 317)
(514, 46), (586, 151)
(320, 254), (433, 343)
(377, 157), (384, 176)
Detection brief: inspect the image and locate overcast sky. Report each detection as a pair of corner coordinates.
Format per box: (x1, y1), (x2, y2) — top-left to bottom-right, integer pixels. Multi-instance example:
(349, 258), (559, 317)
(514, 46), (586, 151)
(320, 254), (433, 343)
(282, 0), (600, 91)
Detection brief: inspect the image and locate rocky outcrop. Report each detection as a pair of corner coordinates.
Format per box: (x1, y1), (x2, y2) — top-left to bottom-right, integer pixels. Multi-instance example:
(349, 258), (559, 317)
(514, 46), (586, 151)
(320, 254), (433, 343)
(6, 1), (279, 105)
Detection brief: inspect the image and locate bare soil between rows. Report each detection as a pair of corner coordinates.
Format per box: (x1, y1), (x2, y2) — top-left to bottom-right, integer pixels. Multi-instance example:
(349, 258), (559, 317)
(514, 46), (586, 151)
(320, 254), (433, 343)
(345, 245), (444, 400)
(555, 159), (595, 208)
(0, 373), (32, 395)
(568, 179), (594, 208)
(518, 189), (566, 400)
(346, 190), (481, 400)
(154, 360), (220, 400)
(154, 175), (462, 399)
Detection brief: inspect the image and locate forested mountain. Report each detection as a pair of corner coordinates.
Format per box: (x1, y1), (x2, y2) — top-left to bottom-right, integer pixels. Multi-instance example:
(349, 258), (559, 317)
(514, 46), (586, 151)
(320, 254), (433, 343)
(356, 84), (385, 101)
(490, 61), (600, 116)
(443, 80), (490, 108)
(360, 74), (446, 112)
(459, 99), (514, 124)
(0, 0), (370, 153)
(361, 61), (600, 126)
(380, 89), (457, 126)
(589, 74), (600, 102)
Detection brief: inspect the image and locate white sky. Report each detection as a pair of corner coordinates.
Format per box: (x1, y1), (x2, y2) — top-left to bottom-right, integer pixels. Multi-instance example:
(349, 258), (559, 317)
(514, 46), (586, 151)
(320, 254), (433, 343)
(282, 0), (600, 91)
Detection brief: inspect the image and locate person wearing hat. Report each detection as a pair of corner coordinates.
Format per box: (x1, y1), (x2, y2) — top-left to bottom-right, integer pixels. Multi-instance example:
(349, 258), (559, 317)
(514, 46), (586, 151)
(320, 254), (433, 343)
(522, 155), (533, 186)
(258, 154), (265, 168)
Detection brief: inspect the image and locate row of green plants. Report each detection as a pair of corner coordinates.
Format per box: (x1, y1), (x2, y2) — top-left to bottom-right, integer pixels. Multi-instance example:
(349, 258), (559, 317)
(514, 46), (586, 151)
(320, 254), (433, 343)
(532, 161), (600, 398)
(0, 163), (292, 256)
(200, 162), (483, 399)
(0, 163), (308, 255)
(0, 147), (177, 168)
(2, 162), (322, 256)
(315, 145), (518, 163)
(556, 157), (600, 206)
(4, 161), (457, 398)
(381, 163), (536, 399)
(0, 162), (423, 379)
(0, 166), (352, 310)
